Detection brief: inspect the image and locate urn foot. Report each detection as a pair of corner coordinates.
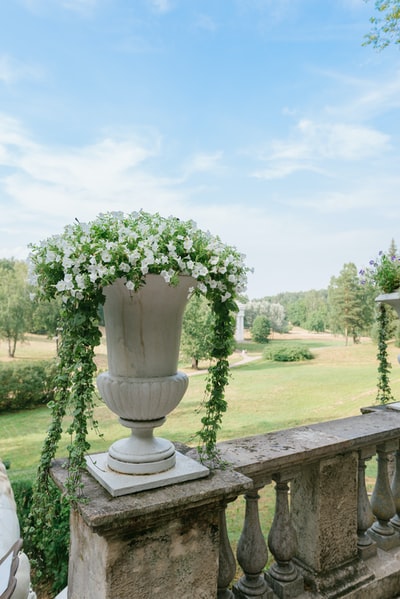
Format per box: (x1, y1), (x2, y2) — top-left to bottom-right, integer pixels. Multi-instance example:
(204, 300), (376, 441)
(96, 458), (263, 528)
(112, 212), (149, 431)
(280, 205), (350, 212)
(108, 418), (176, 475)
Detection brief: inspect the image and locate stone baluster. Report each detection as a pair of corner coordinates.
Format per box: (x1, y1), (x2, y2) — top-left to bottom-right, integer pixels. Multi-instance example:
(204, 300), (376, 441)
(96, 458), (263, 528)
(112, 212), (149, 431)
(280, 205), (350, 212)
(368, 440), (400, 550)
(218, 503), (236, 599)
(233, 483), (273, 598)
(390, 444), (400, 532)
(265, 472), (304, 598)
(357, 447), (377, 559)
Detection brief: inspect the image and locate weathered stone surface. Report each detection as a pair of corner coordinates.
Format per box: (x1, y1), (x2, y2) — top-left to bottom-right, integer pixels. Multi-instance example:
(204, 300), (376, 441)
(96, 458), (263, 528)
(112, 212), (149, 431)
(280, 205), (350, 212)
(291, 453), (358, 571)
(215, 411), (400, 480)
(52, 461), (251, 599)
(68, 506), (219, 599)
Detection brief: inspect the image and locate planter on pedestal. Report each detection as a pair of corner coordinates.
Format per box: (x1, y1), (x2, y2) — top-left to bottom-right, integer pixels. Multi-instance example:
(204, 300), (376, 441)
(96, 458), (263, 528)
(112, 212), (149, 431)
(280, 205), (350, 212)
(375, 289), (400, 317)
(87, 275), (209, 495)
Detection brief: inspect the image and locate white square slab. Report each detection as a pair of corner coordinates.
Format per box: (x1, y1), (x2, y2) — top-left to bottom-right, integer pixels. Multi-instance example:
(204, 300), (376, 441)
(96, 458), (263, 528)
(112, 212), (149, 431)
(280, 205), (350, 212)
(86, 451), (209, 497)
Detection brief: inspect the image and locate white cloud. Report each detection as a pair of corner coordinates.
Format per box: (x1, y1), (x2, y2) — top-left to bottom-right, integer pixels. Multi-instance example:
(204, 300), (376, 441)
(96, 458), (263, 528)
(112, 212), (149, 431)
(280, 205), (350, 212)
(147, 0), (173, 14)
(0, 116), (191, 252)
(194, 14), (218, 32)
(0, 55), (43, 85)
(183, 151), (223, 175)
(22, 0), (99, 14)
(60, 0), (98, 14)
(252, 118), (390, 180)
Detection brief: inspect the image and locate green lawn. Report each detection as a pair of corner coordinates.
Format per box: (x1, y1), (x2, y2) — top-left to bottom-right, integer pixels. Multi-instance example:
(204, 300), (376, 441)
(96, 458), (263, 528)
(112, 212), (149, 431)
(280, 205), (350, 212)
(1, 333), (395, 583)
(2, 335), (398, 483)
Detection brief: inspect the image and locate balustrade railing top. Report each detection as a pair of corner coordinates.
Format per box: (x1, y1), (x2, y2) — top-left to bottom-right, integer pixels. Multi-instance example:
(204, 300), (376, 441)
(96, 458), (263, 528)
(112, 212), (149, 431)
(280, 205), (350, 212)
(216, 410), (400, 479)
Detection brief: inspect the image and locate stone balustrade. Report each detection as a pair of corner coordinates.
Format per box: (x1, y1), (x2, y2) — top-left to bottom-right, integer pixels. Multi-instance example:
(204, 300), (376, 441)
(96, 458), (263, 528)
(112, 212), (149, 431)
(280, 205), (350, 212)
(52, 409), (400, 598)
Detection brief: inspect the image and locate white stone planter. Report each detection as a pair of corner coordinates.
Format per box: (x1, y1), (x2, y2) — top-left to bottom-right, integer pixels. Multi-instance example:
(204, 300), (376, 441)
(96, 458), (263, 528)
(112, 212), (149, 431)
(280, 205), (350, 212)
(375, 289), (400, 317)
(96, 275), (195, 475)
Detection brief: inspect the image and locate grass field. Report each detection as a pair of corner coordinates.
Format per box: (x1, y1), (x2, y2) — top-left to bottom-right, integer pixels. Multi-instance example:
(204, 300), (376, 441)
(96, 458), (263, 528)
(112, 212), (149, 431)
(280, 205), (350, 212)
(2, 328), (397, 587)
(2, 329), (400, 482)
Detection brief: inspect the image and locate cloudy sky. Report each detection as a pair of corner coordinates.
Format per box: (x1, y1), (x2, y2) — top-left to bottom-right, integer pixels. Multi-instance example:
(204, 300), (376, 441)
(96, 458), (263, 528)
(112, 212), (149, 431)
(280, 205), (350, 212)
(1, 0), (400, 298)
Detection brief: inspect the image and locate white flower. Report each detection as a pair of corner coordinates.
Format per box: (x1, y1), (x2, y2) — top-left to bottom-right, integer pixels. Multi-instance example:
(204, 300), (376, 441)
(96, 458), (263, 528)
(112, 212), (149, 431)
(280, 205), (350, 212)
(29, 209), (249, 308)
(160, 269), (171, 283)
(101, 250), (112, 263)
(125, 280), (135, 291)
(75, 274), (86, 289)
(119, 262), (130, 273)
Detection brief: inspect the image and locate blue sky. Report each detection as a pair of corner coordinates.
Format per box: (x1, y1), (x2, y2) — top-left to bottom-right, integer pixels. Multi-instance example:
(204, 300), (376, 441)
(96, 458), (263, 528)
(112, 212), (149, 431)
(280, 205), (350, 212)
(1, 0), (400, 298)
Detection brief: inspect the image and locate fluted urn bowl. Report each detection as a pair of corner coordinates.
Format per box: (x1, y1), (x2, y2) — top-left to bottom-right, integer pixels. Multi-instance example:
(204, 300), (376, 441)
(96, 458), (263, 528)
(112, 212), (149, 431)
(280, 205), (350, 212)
(97, 274), (196, 475)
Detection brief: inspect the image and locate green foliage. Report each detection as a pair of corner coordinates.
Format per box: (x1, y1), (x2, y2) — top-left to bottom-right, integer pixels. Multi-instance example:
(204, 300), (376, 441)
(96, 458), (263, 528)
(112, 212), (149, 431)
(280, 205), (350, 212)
(395, 321), (400, 347)
(181, 293), (214, 368)
(376, 303), (394, 404)
(251, 315), (271, 343)
(22, 478), (69, 595)
(30, 297), (62, 336)
(263, 344), (314, 362)
(244, 298), (288, 332)
(361, 247), (400, 293)
(196, 293), (237, 464)
(364, 0), (400, 49)
(328, 263), (368, 345)
(272, 289), (329, 332)
(0, 360), (56, 411)
(0, 259), (33, 357)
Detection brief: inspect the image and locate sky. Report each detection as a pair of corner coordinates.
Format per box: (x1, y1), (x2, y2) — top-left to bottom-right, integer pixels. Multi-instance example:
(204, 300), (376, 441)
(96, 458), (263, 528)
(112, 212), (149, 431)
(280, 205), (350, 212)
(1, 0), (400, 299)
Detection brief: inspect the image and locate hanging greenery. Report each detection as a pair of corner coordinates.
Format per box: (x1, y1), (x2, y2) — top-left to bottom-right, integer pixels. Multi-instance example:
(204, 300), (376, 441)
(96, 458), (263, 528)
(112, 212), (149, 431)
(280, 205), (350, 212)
(28, 210), (250, 504)
(360, 248), (400, 404)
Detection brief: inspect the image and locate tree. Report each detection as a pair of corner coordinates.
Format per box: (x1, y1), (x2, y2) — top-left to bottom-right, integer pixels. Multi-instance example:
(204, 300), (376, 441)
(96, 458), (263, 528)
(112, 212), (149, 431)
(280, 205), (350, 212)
(180, 293), (214, 369)
(328, 263), (366, 345)
(0, 259), (32, 357)
(274, 289), (328, 332)
(251, 315), (271, 343)
(364, 0), (400, 49)
(244, 299), (288, 333)
(31, 297), (62, 336)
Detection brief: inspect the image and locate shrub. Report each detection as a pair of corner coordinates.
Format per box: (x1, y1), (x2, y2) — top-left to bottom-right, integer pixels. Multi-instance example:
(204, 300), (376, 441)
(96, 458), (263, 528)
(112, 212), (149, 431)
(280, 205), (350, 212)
(0, 360), (57, 411)
(13, 477), (70, 595)
(251, 315), (271, 343)
(263, 344), (314, 362)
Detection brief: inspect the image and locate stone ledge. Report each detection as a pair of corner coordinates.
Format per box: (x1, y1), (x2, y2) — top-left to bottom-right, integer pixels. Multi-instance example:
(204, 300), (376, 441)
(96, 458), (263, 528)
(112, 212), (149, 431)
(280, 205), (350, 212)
(213, 411), (400, 478)
(51, 458), (252, 535)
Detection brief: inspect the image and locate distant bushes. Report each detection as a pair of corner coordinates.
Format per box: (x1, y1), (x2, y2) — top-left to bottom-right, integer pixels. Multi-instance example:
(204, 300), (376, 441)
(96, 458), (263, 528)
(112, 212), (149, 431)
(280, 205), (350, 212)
(263, 344), (314, 362)
(0, 360), (57, 411)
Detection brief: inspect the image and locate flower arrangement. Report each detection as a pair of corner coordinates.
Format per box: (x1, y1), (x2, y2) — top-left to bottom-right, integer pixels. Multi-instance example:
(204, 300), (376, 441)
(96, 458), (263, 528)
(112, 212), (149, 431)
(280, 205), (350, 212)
(359, 250), (400, 293)
(28, 210), (249, 502)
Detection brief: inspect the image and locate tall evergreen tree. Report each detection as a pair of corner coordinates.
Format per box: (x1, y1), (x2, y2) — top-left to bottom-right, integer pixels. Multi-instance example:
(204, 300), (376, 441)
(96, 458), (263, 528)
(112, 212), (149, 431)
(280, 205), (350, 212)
(328, 263), (365, 345)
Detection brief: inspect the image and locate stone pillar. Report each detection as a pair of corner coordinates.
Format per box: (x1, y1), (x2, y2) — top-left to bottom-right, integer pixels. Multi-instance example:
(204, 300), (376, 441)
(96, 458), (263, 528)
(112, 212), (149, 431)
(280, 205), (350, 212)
(291, 452), (373, 597)
(235, 304), (245, 343)
(51, 460), (251, 599)
(368, 440), (400, 550)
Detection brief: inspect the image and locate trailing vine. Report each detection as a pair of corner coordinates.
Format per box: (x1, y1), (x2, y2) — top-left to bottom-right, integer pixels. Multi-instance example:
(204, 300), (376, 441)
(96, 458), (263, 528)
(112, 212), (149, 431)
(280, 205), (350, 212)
(376, 302), (394, 404)
(361, 248), (400, 405)
(197, 294), (236, 464)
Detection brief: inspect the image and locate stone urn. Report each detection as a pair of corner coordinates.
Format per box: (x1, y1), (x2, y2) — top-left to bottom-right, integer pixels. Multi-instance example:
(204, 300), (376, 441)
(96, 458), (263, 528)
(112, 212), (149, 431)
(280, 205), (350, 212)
(96, 274), (195, 476)
(375, 290), (400, 317)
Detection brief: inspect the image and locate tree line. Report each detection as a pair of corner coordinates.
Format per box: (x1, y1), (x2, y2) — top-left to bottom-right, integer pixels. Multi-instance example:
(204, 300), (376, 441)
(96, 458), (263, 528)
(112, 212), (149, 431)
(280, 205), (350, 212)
(0, 254), (396, 360)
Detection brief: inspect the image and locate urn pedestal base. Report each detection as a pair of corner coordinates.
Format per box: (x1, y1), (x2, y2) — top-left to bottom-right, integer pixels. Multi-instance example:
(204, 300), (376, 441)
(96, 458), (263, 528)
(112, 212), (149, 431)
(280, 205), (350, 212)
(86, 451), (209, 497)
(108, 417), (176, 475)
